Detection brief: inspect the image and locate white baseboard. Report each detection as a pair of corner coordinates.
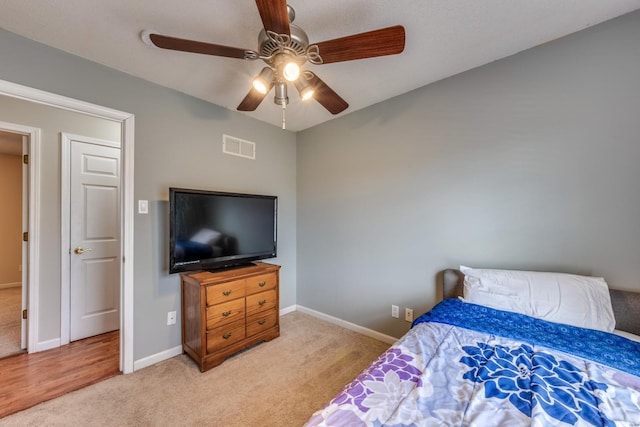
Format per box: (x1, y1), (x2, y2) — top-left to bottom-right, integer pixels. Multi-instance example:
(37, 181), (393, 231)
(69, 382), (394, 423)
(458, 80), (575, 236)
(133, 345), (183, 372)
(35, 338), (61, 353)
(295, 305), (398, 345)
(0, 282), (21, 289)
(279, 304), (297, 316)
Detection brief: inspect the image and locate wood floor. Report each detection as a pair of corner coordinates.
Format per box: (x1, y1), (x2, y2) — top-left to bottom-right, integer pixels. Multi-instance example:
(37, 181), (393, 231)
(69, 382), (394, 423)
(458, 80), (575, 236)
(0, 330), (120, 419)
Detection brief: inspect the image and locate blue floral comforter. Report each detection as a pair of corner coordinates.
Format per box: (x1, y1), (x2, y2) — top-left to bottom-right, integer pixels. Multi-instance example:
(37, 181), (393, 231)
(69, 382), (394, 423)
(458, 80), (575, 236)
(304, 299), (640, 426)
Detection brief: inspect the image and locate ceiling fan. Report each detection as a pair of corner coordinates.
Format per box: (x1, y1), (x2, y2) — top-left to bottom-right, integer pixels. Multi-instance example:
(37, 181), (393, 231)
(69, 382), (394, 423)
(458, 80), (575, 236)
(142, 0), (405, 128)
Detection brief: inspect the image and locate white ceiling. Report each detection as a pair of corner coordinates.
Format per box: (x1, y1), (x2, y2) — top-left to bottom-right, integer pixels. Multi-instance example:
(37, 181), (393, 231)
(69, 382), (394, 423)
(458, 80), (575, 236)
(1, 1), (639, 131)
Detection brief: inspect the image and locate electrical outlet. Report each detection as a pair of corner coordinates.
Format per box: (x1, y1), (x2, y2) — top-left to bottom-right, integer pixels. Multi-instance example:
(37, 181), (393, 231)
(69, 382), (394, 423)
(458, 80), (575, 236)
(391, 305), (399, 318)
(405, 308), (413, 322)
(167, 311), (177, 325)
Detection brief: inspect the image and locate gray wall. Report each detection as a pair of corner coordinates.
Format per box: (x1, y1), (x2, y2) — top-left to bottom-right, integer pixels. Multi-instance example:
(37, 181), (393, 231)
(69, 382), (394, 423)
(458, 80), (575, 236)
(0, 29), (297, 361)
(297, 10), (640, 338)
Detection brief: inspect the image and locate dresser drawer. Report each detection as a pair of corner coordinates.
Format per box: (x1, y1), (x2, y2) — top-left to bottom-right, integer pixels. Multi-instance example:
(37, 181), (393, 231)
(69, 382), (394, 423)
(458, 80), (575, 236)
(206, 279), (246, 306)
(206, 298), (245, 329)
(206, 320), (246, 353)
(246, 310), (278, 337)
(246, 273), (277, 295)
(246, 289), (277, 316)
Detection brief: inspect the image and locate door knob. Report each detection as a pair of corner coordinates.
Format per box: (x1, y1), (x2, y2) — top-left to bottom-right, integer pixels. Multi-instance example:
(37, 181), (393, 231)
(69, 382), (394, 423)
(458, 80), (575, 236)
(74, 247), (93, 254)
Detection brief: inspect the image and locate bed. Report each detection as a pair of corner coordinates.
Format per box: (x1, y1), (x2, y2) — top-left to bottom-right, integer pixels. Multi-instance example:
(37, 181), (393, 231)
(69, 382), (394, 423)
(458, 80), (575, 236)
(304, 267), (640, 426)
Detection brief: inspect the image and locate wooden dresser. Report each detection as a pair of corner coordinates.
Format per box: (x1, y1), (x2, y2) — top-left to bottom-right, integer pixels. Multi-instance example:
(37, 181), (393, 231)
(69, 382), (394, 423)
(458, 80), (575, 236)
(180, 262), (280, 372)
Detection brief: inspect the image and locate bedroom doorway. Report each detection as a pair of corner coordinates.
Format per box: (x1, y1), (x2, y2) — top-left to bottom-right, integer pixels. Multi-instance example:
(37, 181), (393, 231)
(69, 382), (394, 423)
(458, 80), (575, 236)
(0, 78), (135, 373)
(0, 128), (28, 359)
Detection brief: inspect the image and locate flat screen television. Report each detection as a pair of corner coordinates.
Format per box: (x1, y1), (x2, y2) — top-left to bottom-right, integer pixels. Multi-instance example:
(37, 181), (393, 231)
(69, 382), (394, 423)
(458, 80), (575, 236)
(169, 188), (277, 273)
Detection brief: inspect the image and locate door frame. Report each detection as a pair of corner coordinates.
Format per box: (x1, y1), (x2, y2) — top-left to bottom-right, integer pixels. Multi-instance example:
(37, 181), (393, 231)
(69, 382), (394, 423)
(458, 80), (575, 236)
(0, 120), (40, 353)
(61, 133), (122, 345)
(0, 78), (135, 374)
(20, 134), (29, 350)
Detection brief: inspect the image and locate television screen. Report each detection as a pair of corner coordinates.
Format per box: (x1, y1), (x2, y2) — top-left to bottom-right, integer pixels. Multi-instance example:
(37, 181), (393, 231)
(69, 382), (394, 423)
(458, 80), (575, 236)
(169, 188), (277, 273)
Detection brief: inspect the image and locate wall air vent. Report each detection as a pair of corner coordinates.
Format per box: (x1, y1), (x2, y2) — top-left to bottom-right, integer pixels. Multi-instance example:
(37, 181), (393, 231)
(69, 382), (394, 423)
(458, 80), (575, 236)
(223, 134), (256, 160)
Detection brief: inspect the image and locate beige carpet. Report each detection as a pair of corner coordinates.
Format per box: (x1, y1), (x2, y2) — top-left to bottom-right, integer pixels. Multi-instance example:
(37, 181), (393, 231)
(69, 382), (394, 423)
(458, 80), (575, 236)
(0, 287), (22, 359)
(0, 311), (391, 426)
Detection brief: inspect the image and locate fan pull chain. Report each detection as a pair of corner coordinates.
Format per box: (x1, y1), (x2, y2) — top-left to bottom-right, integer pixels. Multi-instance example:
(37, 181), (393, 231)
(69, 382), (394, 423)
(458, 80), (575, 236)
(281, 102), (286, 130)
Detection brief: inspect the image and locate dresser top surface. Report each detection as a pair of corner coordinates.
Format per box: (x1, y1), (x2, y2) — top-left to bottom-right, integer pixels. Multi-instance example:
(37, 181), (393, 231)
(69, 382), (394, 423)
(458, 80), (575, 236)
(181, 262), (280, 285)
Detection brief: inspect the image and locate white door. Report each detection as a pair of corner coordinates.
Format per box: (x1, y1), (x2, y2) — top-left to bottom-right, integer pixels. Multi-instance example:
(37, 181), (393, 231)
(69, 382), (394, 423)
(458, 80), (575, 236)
(69, 138), (121, 341)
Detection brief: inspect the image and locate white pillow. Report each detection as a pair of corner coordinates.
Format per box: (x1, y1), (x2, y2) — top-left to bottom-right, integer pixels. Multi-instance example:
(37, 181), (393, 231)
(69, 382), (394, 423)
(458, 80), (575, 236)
(614, 330), (640, 343)
(460, 265), (616, 332)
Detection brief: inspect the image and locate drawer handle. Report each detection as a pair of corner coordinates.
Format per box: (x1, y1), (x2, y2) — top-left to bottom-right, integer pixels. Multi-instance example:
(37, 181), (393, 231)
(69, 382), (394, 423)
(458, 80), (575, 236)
(258, 281), (266, 287)
(222, 310), (232, 317)
(223, 332), (232, 339)
(258, 319), (267, 325)
(259, 299), (267, 306)
(222, 290), (232, 296)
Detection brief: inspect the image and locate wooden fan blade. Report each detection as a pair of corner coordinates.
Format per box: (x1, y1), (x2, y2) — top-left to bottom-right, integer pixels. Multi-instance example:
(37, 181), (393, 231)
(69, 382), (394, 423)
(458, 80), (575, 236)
(307, 73), (349, 115)
(148, 33), (253, 59)
(237, 87), (269, 111)
(314, 25), (405, 64)
(255, 0), (290, 35)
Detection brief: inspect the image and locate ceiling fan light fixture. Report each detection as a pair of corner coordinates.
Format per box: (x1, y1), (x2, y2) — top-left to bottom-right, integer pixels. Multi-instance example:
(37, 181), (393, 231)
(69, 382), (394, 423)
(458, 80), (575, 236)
(282, 61), (300, 82)
(274, 82), (289, 106)
(295, 78), (314, 101)
(252, 67), (274, 94)
(145, 2), (406, 124)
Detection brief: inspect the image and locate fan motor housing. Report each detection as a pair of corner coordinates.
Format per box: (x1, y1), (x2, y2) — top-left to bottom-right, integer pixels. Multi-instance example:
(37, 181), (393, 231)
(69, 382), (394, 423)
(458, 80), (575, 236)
(258, 24), (309, 60)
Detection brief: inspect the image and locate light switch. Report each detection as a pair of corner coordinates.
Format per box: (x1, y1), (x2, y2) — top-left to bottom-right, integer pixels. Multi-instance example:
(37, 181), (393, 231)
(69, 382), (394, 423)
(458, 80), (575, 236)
(138, 200), (149, 214)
